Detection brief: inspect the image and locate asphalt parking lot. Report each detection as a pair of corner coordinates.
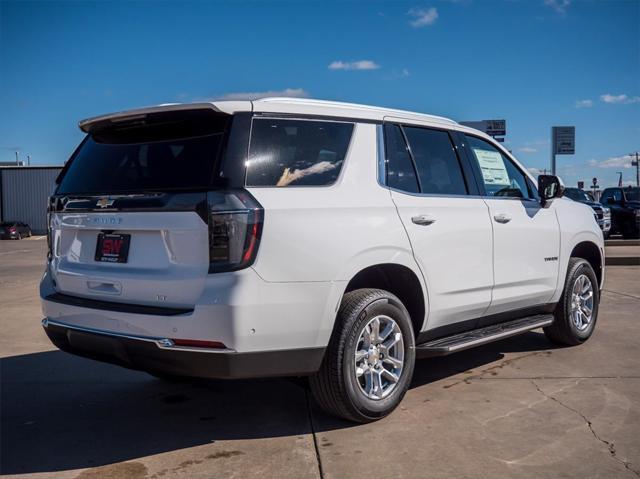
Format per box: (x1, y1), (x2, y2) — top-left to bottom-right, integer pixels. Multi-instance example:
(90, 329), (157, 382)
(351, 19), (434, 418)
(1, 238), (639, 479)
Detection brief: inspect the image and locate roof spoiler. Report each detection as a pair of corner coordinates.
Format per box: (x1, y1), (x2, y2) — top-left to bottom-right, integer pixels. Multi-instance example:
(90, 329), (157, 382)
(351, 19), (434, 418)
(78, 103), (223, 133)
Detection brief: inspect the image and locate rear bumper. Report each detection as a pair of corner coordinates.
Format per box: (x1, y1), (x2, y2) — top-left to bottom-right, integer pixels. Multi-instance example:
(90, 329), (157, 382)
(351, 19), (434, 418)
(42, 318), (325, 379)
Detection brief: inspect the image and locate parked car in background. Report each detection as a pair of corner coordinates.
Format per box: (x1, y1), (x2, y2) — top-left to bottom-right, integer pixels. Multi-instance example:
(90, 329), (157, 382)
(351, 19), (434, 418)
(564, 187), (611, 238)
(600, 187), (640, 239)
(0, 222), (32, 240)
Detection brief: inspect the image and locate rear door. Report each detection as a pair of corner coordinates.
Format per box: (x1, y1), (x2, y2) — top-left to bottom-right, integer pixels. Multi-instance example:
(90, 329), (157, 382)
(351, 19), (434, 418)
(49, 108), (232, 308)
(384, 122), (494, 334)
(462, 134), (560, 318)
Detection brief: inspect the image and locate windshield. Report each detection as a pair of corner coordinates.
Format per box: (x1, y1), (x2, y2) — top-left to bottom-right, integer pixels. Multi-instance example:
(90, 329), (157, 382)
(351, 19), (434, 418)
(564, 188), (593, 202)
(624, 188), (640, 202)
(57, 111), (231, 195)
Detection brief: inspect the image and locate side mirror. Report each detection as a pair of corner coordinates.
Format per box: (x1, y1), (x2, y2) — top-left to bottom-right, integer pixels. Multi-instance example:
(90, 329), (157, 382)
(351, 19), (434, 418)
(538, 175), (565, 206)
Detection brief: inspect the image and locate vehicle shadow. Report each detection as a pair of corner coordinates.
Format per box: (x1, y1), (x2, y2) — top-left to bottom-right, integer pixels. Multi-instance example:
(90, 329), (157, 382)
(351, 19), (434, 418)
(0, 331), (557, 475)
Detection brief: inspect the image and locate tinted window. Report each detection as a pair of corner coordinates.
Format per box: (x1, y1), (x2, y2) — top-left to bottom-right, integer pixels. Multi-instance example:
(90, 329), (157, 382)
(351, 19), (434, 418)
(57, 112), (230, 194)
(465, 135), (531, 199)
(565, 188), (592, 202)
(602, 189), (623, 203)
(384, 124), (419, 193)
(624, 188), (640, 201)
(403, 127), (467, 195)
(246, 119), (353, 187)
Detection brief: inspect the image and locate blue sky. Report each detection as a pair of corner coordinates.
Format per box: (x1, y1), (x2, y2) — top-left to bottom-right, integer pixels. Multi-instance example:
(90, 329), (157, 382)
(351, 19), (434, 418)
(1, 0), (638, 188)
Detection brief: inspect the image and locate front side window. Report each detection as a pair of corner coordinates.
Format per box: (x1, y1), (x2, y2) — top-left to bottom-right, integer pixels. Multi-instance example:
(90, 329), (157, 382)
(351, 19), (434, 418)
(402, 126), (467, 195)
(602, 189), (623, 203)
(465, 135), (531, 199)
(246, 118), (353, 187)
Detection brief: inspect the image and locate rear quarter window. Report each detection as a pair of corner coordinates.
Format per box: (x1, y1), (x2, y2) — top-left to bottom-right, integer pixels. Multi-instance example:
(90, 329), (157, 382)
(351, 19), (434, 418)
(246, 118), (354, 187)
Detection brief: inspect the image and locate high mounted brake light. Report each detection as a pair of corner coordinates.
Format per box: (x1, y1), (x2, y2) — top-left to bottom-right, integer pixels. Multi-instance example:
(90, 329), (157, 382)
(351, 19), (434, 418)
(207, 190), (263, 273)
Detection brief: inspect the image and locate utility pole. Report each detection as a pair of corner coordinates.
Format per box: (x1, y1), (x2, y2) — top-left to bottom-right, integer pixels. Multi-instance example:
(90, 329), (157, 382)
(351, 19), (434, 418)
(631, 152), (639, 187)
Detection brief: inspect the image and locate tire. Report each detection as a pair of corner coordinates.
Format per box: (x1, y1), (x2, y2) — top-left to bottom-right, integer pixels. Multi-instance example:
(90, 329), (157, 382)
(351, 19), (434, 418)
(622, 223), (640, 239)
(309, 288), (416, 423)
(544, 258), (599, 346)
(16, 233), (21, 240)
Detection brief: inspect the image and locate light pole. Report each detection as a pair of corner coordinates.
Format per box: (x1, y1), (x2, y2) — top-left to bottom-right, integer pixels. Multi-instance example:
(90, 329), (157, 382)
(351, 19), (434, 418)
(631, 152), (639, 187)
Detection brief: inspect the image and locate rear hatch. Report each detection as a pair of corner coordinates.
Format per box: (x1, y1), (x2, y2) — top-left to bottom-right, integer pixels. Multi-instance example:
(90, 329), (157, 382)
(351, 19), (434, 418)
(49, 107), (233, 308)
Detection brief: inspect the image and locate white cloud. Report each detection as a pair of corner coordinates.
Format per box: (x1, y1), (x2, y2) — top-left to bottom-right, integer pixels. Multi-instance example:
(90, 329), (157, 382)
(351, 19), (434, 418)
(328, 60), (380, 71)
(216, 88), (309, 101)
(408, 7), (439, 27)
(575, 99), (593, 108)
(544, 0), (571, 14)
(518, 146), (538, 153)
(588, 154), (635, 169)
(600, 93), (640, 104)
(402, 68), (410, 77)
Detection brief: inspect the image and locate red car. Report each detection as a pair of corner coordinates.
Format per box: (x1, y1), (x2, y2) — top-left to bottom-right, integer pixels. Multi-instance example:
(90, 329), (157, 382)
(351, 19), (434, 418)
(0, 222), (32, 240)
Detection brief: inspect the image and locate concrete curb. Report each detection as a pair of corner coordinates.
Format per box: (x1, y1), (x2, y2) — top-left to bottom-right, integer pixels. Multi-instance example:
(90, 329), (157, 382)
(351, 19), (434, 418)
(606, 256), (640, 266)
(606, 239), (640, 246)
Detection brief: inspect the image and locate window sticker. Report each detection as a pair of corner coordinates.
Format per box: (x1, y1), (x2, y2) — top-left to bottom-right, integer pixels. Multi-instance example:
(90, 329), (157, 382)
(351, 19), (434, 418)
(473, 148), (510, 186)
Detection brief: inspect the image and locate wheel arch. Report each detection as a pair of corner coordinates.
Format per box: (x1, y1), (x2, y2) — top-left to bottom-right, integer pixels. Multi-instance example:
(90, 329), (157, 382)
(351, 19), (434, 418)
(341, 263), (426, 338)
(570, 241), (603, 288)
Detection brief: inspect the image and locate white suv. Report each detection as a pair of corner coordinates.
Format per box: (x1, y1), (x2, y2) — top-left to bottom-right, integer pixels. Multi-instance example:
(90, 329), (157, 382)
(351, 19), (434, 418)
(41, 98), (604, 422)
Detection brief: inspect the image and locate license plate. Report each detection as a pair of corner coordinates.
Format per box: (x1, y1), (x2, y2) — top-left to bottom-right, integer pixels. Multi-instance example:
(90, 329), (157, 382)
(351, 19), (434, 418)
(95, 233), (130, 263)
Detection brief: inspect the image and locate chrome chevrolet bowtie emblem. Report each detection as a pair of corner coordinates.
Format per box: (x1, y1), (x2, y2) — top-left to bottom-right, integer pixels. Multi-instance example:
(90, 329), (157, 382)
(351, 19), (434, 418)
(96, 198), (115, 209)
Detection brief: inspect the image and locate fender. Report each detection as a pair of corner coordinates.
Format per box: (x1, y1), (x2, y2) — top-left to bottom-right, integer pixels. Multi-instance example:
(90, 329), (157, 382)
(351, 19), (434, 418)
(314, 246), (431, 348)
(552, 200), (605, 303)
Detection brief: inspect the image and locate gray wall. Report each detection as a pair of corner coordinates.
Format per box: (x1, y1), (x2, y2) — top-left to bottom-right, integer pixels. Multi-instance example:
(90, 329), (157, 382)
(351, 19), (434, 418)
(0, 167), (62, 234)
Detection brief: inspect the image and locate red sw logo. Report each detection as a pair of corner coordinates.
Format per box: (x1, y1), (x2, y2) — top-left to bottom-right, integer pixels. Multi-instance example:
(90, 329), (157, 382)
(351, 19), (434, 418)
(102, 238), (123, 256)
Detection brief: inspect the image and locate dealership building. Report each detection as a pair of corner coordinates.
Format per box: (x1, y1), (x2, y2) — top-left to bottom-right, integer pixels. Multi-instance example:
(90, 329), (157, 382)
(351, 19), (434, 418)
(0, 166), (63, 234)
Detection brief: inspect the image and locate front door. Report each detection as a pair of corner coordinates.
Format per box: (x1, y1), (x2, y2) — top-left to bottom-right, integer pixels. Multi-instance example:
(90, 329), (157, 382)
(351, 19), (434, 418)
(463, 134), (560, 317)
(384, 123), (494, 333)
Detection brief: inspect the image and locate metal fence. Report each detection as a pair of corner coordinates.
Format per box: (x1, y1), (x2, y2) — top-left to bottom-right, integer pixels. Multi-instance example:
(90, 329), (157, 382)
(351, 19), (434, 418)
(0, 167), (62, 234)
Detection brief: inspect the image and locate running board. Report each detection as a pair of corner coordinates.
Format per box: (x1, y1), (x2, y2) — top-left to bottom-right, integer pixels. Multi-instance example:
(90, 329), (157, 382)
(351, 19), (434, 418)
(415, 314), (554, 357)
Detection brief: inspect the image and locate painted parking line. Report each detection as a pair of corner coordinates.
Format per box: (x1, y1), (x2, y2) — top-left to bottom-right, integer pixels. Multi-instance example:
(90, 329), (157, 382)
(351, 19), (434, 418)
(0, 249), (33, 256)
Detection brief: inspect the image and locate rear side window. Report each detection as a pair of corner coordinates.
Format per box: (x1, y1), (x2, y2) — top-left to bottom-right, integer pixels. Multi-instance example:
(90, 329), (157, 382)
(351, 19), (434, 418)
(246, 119), (353, 187)
(465, 135), (532, 199)
(403, 126), (468, 195)
(384, 124), (419, 193)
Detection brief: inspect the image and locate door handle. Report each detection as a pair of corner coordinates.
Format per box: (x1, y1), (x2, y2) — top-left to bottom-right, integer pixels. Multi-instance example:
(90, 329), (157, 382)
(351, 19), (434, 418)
(411, 215), (436, 226)
(493, 213), (512, 224)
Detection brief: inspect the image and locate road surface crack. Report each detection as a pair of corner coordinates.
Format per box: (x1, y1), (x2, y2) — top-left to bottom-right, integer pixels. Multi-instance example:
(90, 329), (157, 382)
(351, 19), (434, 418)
(603, 289), (640, 302)
(305, 389), (325, 479)
(530, 379), (639, 478)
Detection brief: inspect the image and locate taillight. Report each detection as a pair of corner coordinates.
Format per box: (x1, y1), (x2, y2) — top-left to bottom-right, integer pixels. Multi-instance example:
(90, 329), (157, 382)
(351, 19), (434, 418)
(46, 199), (53, 260)
(207, 189), (263, 273)
(9, 227), (16, 233)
